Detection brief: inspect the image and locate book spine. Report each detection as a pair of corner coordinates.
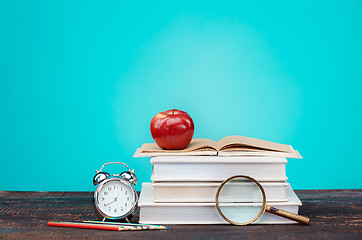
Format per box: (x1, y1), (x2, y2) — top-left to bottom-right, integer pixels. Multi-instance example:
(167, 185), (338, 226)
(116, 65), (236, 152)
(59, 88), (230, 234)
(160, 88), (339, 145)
(151, 162), (287, 182)
(152, 183), (289, 203)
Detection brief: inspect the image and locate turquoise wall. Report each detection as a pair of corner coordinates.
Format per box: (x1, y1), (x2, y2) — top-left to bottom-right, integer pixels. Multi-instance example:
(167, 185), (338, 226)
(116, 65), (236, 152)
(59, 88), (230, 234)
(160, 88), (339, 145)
(1, 1), (361, 191)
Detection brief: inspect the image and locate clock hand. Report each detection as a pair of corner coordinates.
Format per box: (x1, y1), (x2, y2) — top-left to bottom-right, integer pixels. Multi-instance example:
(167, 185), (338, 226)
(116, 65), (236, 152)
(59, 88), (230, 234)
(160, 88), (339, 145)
(104, 198), (116, 206)
(105, 186), (124, 207)
(114, 188), (119, 198)
(114, 187), (123, 199)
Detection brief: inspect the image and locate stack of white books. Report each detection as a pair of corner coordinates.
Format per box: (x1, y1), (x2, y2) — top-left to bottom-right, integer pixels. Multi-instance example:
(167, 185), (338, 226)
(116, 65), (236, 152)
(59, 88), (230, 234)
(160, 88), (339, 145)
(134, 136), (303, 224)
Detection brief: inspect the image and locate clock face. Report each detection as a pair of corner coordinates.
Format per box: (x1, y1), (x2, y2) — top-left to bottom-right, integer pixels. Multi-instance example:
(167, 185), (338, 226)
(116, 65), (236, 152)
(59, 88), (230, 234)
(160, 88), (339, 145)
(95, 179), (135, 218)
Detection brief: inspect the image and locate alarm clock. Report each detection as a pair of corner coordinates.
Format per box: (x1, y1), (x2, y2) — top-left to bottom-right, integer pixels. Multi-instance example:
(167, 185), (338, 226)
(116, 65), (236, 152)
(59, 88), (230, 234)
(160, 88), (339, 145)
(92, 162), (138, 222)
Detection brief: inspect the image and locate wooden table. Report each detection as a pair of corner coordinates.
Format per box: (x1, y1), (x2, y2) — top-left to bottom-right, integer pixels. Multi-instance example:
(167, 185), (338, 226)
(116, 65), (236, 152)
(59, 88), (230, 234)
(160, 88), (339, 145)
(0, 190), (361, 239)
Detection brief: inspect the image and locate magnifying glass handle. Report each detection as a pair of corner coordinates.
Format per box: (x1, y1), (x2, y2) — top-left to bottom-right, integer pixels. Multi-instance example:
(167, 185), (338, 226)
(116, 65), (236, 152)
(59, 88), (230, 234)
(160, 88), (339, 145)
(266, 206), (310, 225)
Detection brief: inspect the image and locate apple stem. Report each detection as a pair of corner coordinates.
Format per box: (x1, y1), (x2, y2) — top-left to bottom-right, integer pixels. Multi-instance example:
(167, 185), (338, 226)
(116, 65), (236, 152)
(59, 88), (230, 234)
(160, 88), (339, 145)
(172, 109), (175, 115)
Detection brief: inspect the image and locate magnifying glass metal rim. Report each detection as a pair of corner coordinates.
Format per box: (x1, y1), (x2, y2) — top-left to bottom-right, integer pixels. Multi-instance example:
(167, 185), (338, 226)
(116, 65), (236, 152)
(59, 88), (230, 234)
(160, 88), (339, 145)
(215, 175), (267, 226)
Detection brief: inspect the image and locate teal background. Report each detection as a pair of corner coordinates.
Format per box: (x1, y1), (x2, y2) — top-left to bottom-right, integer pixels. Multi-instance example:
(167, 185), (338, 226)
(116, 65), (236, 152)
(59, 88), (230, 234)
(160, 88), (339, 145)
(0, 1), (361, 191)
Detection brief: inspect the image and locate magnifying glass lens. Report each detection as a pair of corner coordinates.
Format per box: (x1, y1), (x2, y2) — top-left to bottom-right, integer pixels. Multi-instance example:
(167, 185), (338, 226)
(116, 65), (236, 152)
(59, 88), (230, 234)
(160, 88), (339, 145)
(217, 176), (265, 225)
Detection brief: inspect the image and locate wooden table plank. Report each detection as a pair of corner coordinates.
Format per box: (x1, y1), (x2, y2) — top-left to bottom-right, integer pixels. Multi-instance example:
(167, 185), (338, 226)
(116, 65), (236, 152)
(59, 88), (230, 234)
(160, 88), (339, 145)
(0, 190), (361, 239)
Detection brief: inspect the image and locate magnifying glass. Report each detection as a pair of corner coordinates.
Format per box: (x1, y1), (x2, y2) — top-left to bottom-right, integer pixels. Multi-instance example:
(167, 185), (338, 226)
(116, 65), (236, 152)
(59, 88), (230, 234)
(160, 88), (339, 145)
(215, 175), (310, 225)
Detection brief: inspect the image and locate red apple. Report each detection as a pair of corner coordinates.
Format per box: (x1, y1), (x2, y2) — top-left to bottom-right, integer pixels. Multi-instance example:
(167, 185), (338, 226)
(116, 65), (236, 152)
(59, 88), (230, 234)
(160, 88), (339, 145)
(150, 109), (194, 150)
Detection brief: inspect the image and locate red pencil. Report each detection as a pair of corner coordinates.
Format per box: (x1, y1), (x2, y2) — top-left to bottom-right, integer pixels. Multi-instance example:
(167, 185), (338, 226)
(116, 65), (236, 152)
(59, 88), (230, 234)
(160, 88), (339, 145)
(47, 221), (134, 231)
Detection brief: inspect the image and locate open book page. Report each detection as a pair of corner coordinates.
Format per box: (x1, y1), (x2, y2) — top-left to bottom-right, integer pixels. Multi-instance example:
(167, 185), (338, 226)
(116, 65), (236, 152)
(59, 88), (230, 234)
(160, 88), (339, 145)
(140, 138), (218, 153)
(215, 136), (295, 153)
(218, 149), (302, 158)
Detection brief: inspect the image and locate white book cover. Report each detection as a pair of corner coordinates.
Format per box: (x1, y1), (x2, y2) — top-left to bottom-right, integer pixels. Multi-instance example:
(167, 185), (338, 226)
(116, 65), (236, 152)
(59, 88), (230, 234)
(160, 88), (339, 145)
(152, 181), (289, 203)
(139, 183), (302, 224)
(150, 156), (288, 182)
(133, 148), (302, 158)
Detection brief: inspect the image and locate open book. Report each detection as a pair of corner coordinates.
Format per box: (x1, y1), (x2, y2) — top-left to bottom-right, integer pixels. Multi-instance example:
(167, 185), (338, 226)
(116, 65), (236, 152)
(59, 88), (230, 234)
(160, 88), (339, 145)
(137, 136), (301, 158)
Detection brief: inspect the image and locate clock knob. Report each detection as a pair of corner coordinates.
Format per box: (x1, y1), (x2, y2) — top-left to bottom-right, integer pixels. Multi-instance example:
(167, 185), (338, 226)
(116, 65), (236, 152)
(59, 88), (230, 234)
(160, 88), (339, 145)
(120, 170), (138, 185)
(93, 171), (110, 186)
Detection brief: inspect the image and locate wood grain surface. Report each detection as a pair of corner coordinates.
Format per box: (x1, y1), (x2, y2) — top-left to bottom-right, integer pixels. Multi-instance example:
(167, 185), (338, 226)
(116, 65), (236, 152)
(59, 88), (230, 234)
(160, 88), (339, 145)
(0, 190), (361, 239)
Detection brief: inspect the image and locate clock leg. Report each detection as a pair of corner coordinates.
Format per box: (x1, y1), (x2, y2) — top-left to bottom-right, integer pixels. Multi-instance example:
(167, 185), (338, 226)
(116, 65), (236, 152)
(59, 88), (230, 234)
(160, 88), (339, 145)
(125, 217), (130, 223)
